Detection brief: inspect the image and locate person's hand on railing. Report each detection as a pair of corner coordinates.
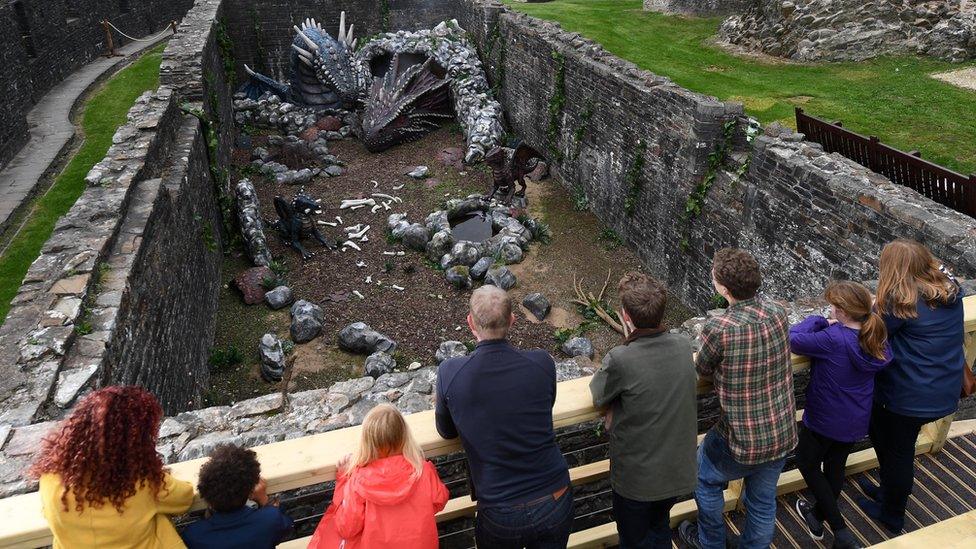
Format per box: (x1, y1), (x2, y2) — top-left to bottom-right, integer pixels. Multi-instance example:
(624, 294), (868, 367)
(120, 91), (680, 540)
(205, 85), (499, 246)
(251, 477), (270, 507)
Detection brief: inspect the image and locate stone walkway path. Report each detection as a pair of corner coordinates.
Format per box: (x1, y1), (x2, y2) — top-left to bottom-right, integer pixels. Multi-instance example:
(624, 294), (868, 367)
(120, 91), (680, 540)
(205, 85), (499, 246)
(0, 35), (170, 235)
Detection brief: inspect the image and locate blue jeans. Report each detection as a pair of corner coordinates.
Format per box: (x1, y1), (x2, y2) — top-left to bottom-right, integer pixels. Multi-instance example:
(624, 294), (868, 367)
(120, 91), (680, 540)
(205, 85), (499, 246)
(695, 429), (785, 549)
(475, 486), (574, 548)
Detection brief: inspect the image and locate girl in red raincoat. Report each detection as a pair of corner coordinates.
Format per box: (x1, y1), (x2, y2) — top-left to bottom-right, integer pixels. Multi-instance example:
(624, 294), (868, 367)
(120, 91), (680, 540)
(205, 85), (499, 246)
(309, 404), (449, 548)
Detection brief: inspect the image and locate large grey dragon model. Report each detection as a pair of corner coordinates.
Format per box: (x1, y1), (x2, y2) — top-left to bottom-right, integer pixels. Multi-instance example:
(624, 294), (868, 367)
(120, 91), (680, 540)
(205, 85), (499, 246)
(243, 15), (503, 163)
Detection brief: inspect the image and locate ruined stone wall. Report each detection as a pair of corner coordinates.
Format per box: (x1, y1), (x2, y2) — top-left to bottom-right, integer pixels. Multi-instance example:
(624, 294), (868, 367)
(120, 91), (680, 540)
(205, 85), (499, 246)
(0, 0), (196, 169)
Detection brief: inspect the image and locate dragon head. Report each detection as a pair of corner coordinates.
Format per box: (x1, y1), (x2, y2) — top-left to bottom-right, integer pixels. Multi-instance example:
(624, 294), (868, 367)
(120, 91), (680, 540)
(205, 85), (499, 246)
(289, 13), (360, 109)
(361, 53), (454, 153)
(293, 188), (323, 217)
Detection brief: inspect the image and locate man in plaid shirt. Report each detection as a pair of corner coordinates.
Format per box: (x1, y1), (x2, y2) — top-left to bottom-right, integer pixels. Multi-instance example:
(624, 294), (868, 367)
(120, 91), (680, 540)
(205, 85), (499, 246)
(680, 248), (797, 549)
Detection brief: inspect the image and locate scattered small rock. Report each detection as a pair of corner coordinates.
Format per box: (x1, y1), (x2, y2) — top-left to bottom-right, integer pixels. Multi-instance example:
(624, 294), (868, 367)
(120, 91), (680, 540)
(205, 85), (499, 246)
(436, 341), (469, 364)
(259, 334), (286, 382)
(324, 165), (343, 177)
(406, 166), (430, 179)
(485, 266), (516, 290)
(233, 266), (274, 305)
(290, 300), (325, 343)
(264, 286), (294, 310)
(522, 293), (551, 321)
(365, 352), (396, 378)
(562, 337), (594, 359)
(407, 361), (423, 371)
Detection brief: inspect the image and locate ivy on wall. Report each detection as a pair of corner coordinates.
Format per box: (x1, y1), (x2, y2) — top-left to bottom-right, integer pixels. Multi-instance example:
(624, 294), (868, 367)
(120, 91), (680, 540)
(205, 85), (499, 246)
(679, 119), (737, 252)
(381, 0), (391, 33)
(623, 140), (646, 217)
(214, 19), (236, 87)
(547, 50), (566, 163)
(571, 102), (593, 162)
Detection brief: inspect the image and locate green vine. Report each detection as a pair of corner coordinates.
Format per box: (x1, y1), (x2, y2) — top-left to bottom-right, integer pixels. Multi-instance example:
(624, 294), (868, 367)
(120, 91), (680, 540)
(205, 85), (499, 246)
(485, 23), (506, 97)
(547, 50), (566, 163)
(623, 140), (646, 216)
(214, 19), (236, 87)
(250, 7), (268, 73)
(571, 102), (593, 161)
(181, 104), (236, 251)
(679, 119), (738, 252)
(380, 0), (391, 33)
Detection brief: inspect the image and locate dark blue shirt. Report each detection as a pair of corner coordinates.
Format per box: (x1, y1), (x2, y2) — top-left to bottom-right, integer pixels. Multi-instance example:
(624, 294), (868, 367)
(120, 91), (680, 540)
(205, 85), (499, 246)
(435, 339), (569, 507)
(875, 290), (966, 418)
(181, 506), (293, 549)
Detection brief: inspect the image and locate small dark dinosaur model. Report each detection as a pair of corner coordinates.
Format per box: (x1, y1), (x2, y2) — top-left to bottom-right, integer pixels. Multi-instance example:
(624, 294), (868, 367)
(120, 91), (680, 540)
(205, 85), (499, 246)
(483, 142), (543, 205)
(271, 189), (336, 259)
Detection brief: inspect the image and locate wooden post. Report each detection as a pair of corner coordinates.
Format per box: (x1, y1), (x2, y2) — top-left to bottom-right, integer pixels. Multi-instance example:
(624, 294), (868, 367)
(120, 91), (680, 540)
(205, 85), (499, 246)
(925, 414), (955, 454)
(728, 479), (746, 512)
(868, 136), (881, 173)
(968, 175), (976, 218)
(101, 20), (116, 57)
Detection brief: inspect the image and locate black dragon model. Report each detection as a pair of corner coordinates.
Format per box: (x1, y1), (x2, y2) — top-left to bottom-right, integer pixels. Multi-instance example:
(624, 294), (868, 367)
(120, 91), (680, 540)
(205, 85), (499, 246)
(484, 142), (543, 205)
(361, 54), (454, 152)
(271, 189), (336, 260)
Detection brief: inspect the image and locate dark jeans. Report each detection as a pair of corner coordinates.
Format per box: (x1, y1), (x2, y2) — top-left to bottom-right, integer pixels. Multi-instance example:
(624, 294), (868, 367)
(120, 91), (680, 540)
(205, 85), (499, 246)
(795, 424), (855, 531)
(475, 486), (574, 549)
(868, 402), (941, 529)
(612, 490), (675, 549)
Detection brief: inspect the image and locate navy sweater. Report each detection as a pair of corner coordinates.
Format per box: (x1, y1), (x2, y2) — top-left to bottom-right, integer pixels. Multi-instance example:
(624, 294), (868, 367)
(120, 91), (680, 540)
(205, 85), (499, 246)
(875, 290), (967, 418)
(181, 505), (293, 549)
(435, 339), (570, 506)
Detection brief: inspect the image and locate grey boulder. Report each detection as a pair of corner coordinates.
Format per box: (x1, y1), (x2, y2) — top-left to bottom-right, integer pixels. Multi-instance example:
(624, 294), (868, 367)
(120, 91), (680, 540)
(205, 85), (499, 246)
(265, 286), (294, 310)
(401, 223), (430, 251)
(470, 257), (493, 280)
(498, 242), (524, 264)
(485, 266), (517, 290)
(445, 266), (472, 290)
(562, 337), (594, 359)
(338, 322), (397, 355)
(426, 230), (454, 262)
(436, 341), (469, 364)
(451, 241), (483, 267)
(364, 352), (396, 378)
(406, 165), (430, 179)
(259, 334), (286, 382)
(522, 293), (551, 321)
(290, 300), (324, 343)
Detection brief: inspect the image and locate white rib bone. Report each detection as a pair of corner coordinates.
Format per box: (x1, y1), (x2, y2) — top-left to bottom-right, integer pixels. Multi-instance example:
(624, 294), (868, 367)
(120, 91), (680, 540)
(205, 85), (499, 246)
(350, 225), (371, 239)
(350, 205), (365, 210)
(316, 220), (338, 227)
(294, 27), (320, 52)
(371, 193), (397, 201)
(371, 204), (382, 213)
(342, 240), (361, 251)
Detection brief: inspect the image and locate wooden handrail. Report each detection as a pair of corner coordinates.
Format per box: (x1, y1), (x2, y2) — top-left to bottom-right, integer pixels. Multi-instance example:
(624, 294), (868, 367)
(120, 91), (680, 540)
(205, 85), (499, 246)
(1, 296), (973, 548)
(867, 508), (976, 548)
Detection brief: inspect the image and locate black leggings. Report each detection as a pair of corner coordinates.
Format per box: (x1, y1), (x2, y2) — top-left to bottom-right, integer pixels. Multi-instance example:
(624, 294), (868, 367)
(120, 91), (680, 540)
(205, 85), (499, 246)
(795, 424), (855, 531)
(868, 402), (941, 527)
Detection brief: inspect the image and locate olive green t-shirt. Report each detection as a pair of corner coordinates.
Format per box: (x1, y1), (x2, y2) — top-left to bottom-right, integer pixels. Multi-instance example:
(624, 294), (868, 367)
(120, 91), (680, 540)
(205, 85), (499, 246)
(589, 331), (698, 501)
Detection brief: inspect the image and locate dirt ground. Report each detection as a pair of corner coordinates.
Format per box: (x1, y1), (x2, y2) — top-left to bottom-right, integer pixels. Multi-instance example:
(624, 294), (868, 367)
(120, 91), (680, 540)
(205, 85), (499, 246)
(209, 126), (694, 405)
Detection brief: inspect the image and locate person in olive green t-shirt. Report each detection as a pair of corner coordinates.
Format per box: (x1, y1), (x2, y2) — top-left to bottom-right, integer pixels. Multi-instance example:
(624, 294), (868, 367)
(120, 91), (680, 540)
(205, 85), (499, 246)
(590, 273), (698, 549)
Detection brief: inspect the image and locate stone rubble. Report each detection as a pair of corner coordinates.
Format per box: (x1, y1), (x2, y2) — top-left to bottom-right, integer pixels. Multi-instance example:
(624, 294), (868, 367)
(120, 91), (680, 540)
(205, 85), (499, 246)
(235, 179), (272, 267)
(522, 293), (551, 321)
(436, 341), (470, 364)
(338, 322), (397, 355)
(290, 300), (325, 344)
(259, 334), (287, 382)
(562, 337), (595, 359)
(485, 266), (517, 291)
(364, 352), (396, 378)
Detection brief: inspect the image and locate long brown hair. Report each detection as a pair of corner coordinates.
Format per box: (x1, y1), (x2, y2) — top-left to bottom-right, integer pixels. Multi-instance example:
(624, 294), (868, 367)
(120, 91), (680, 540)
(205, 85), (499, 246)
(350, 404), (424, 478)
(825, 281), (888, 361)
(30, 386), (166, 513)
(876, 239), (958, 319)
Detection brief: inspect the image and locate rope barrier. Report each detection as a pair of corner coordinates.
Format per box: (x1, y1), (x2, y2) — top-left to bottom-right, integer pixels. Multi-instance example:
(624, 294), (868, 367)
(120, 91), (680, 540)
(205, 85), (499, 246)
(104, 20), (177, 43)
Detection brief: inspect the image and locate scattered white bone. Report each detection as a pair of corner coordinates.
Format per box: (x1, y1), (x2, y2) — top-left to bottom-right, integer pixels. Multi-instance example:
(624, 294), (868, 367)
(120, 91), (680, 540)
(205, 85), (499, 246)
(349, 225), (370, 239)
(353, 290), (365, 300)
(360, 236), (369, 242)
(335, 216), (343, 223)
(344, 224), (363, 233)
(356, 261), (367, 268)
(342, 240), (362, 251)
(371, 204), (382, 213)
(382, 201), (391, 211)
(340, 198), (375, 209)
(392, 184), (405, 190)
(349, 205), (366, 210)
(455, 326), (462, 331)
(396, 251), (405, 256)
(365, 276), (373, 284)
(372, 180), (379, 189)
(382, 251), (397, 256)
(391, 285), (405, 291)
(372, 193), (397, 201)
(317, 221), (338, 227)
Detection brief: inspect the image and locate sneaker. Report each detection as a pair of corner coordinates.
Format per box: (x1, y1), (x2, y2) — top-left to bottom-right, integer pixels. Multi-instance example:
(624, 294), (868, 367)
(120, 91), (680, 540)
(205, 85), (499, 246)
(678, 520), (703, 549)
(856, 497), (904, 535)
(857, 478), (882, 502)
(795, 498), (825, 540)
(832, 527), (863, 549)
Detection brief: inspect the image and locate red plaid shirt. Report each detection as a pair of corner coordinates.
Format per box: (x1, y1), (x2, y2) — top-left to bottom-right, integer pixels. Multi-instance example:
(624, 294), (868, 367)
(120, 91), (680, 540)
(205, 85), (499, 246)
(696, 297), (797, 464)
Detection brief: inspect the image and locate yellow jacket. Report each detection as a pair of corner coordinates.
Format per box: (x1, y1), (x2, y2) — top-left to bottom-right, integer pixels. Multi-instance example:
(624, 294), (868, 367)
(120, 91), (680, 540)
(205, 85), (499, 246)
(40, 472), (194, 549)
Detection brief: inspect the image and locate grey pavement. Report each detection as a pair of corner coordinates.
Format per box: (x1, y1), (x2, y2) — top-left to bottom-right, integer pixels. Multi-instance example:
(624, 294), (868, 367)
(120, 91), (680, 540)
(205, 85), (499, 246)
(0, 34), (171, 235)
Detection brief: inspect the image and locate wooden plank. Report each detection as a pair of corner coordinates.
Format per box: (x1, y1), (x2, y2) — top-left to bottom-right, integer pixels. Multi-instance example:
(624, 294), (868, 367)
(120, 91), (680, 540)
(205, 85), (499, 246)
(868, 509), (976, 548)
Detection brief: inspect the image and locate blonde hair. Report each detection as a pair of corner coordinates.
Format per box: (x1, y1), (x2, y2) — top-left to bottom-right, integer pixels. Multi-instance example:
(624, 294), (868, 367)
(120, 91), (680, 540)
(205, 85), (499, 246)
(350, 404), (425, 478)
(825, 281), (888, 361)
(469, 285), (512, 338)
(876, 239), (958, 319)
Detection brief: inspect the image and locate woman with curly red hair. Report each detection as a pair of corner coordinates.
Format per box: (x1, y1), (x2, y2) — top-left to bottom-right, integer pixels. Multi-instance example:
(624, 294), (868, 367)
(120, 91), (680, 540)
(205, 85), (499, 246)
(30, 386), (194, 548)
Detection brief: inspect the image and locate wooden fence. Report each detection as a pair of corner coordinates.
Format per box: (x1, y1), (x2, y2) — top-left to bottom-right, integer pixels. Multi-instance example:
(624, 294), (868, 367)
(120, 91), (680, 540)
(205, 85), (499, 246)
(794, 107), (976, 218)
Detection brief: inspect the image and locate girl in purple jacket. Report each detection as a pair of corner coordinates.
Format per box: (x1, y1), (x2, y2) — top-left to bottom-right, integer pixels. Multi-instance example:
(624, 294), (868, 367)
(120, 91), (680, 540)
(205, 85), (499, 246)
(790, 281), (892, 549)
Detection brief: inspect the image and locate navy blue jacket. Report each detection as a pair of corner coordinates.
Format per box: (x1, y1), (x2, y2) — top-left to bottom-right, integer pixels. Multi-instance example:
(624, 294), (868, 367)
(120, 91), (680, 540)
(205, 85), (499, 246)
(435, 339), (569, 507)
(790, 316), (891, 442)
(875, 290), (966, 418)
(181, 505), (293, 549)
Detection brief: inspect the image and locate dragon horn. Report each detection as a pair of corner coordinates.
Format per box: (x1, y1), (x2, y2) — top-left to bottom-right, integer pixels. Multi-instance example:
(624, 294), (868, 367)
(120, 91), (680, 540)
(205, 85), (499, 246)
(338, 11), (346, 43)
(244, 64), (256, 76)
(294, 26), (320, 52)
(291, 44), (314, 62)
(350, 37), (358, 50)
(346, 24), (355, 47)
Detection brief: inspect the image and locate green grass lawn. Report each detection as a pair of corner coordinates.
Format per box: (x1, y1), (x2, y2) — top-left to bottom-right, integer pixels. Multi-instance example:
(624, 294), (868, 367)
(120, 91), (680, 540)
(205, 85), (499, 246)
(0, 44), (165, 325)
(506, 0), (976, 174)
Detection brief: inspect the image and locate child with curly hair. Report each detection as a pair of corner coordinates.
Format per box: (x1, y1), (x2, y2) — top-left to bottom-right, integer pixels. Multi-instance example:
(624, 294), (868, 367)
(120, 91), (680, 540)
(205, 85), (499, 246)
(181, 444), (293, 548)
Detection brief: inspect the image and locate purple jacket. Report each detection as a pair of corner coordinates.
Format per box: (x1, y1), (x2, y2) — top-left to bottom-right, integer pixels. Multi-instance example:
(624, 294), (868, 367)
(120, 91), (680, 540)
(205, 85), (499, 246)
(790, 316), (892, 442)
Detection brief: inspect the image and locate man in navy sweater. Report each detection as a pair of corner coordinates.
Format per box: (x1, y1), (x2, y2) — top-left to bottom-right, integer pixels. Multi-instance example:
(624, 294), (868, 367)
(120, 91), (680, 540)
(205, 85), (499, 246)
(436, 285), (572, 548)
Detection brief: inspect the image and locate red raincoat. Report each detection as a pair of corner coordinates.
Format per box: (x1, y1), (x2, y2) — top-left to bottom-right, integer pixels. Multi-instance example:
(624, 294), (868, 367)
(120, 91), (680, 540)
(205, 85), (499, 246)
(308, 456), (449, 549)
